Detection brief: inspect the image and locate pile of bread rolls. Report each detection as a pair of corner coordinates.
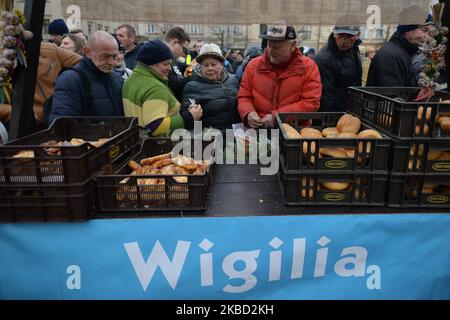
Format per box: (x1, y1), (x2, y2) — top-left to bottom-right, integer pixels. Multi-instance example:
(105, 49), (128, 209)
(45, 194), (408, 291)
(117, 152), (209, 203)
(11, 138), (110, 158)
(282, 114), (382, 162)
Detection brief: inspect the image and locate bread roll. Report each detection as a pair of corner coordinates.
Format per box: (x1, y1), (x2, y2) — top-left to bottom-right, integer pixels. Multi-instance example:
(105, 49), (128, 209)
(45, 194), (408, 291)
(301, 128), (321, 156)
(322, 181), (350, 191)
(322, 127), (338, 138)
(424, 182), (439, 189)
(440, 185), (450, 193)
(422, 188), (434, 194)
(437, 152), (450, 161)
(336, 114), (361, 134)
(337, 132), (358, 139)
(427, 149), (443, 161)
(140, 152), (171, 166)
(440, 118), (450, 134)
(281, 123), (301, 139)
(12, 150), (35, 158)
(357, 129), (382, 139)
(345, 149), (355, 158)
(319, 147), (349, 158)
(300, 127), (322, 138)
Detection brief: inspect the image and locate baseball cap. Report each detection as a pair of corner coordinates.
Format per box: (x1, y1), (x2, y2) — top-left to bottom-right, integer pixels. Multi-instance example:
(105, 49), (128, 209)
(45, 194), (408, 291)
(260, 24), (297, 41)
(334, 26), (360, 36)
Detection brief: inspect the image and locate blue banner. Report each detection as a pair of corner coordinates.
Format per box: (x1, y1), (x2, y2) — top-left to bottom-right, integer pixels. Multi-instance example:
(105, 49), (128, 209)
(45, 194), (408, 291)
(1, 214), (450, 300)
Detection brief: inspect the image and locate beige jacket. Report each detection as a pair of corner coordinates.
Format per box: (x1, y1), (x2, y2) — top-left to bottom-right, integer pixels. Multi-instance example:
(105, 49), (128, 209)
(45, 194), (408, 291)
(0, 42), (81, 124)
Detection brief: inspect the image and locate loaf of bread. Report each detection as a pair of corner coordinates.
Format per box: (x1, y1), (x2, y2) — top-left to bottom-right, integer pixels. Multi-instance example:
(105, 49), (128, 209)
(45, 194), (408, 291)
(319, 147), (349, 158)
(321, 181), (350, 191)
(300, 127), (322, 138)
(281, 123), (302, 139)
(427, 149), (443, 161)
(357, 129), (382, 139)
(322, 127), (338, 138)
(337, 132), (358, 139)
(336, 114), (361, 134)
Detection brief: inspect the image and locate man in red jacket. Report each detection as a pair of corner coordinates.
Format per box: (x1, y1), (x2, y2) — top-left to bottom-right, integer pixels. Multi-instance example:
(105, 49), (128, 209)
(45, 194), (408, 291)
(238, 24), (322, 128)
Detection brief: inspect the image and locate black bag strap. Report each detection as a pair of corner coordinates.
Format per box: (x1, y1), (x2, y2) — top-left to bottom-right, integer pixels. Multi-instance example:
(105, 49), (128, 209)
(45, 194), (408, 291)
(59, 67), (93, 116)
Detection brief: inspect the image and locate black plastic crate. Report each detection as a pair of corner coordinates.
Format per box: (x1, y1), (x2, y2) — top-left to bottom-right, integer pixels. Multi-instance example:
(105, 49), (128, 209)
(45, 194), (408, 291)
(0, 117), (139, 184)
(279, 161), (387, 206)
(97, 138), (215, 214)
(276, 112), (391, 172)
(390, 138), (450, 174)
(387, 173), (450, 208)
(348, 87), (450, 138)
(0, 179), (96, 222)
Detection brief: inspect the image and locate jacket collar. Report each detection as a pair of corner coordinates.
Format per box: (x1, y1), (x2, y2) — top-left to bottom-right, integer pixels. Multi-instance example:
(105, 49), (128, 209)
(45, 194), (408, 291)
(134, 63), (169, 84)
(80, 55), (111, 77)
(390, 32), (419, 56)
(257, 47), (306, 78)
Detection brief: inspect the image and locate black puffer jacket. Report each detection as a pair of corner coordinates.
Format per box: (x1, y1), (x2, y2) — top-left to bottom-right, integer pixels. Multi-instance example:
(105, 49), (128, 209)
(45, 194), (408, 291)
(181, 64), (240, 131)
(367, 32), (419, 87)
(314, 33), (362, 112)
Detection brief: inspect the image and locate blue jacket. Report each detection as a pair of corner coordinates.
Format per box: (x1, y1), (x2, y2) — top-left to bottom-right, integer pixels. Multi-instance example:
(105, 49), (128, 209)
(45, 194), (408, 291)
(49, 56), (124, 124)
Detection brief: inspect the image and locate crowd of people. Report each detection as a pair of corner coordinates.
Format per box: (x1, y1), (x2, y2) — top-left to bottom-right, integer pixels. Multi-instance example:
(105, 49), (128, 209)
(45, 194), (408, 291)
(0, 6), (447, 138)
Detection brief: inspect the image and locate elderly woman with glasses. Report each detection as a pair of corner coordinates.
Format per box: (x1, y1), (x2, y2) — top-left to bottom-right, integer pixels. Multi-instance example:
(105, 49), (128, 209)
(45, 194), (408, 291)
(181, 43), (240, 133)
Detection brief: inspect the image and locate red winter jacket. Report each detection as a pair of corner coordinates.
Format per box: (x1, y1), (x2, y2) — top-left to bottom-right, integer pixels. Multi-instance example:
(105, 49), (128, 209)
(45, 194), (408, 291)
(238, 47), (322, 126)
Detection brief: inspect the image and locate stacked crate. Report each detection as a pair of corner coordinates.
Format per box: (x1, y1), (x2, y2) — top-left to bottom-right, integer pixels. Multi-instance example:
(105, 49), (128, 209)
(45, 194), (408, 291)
(0, 117), (139, 222)
(348, 87), (450, 208)
(276, 112), (390, 206)
(96, 137), (215, 215)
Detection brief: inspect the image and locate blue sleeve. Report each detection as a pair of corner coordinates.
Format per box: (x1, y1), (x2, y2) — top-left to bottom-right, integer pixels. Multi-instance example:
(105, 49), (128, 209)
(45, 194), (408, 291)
(48, 70), (84, 124)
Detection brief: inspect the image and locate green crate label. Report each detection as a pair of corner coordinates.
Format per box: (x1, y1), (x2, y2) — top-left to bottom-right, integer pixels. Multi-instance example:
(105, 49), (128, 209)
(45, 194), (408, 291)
(427, 195), (449, 204)
(324, 193), (346, 202)
(325, 160), (348, 169)
(432, 162), (450, 172)
(109, 146), (121, 159)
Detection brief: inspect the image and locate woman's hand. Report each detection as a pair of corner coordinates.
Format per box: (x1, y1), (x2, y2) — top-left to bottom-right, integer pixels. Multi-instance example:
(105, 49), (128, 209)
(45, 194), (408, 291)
(189, 103), (203, 120)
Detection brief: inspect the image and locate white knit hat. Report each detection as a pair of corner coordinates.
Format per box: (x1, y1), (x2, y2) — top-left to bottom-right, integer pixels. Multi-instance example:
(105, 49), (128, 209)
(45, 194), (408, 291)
(196, 43), (224, 63)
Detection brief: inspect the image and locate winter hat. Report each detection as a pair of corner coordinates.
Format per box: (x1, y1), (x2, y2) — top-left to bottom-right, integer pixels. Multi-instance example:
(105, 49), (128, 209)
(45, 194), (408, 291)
(196, 43), (224, 63)
(396, 6), (432, 34)
(137, 39), (173, 66)
(48, 19), (69, 35)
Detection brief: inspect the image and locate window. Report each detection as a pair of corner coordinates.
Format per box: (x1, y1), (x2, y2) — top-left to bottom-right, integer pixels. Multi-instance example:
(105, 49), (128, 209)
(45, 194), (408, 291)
(147, 24), (157, 34)
(233, 25), (243, 35)
(97, 24), (103, 31)
(299, 26), (312, 40)
(188, 24), (201, 35)
(87, 22), (93, 35)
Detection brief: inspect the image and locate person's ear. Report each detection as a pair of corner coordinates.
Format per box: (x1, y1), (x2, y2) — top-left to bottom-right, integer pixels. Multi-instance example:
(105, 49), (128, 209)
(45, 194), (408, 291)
(84, 46), (92, 58)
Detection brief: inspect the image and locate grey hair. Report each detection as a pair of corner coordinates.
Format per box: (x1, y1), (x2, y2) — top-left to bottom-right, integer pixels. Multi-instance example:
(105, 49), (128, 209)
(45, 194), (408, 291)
(87, 30), (117, 48)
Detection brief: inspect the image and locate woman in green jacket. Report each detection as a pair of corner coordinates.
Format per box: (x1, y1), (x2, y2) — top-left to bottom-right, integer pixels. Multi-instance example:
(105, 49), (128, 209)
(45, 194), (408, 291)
(123, 39), (202, 136)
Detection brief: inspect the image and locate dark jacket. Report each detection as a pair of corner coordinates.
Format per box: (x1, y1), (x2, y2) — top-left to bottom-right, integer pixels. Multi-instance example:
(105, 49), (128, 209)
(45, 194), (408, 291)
(367, 32), (419, 87)
(181, 64), (240, 131)
(314, 33), (362, 112)
(124, 43), (142, 70)
(169, 59), (190, 102)
(49, 56), (124, 124)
